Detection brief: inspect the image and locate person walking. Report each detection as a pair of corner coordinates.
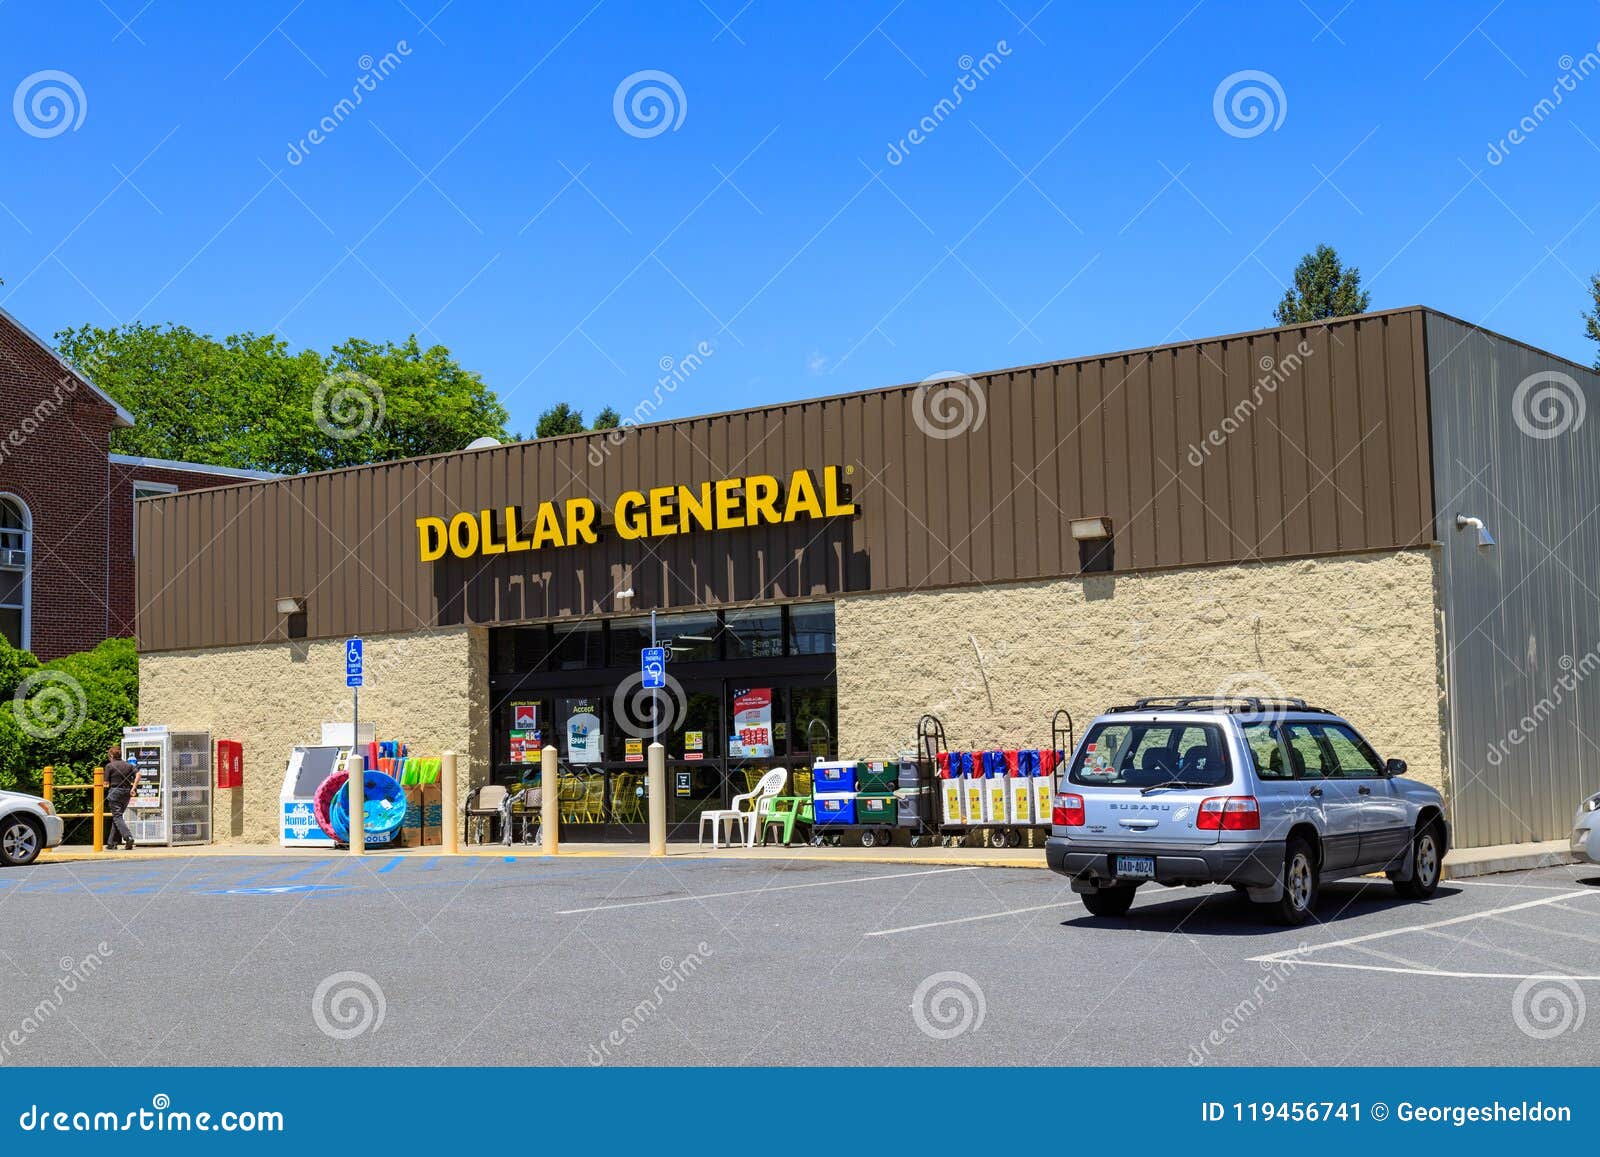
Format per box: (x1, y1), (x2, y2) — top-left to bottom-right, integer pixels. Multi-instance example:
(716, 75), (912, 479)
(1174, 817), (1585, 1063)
(104, 745), (138, 851)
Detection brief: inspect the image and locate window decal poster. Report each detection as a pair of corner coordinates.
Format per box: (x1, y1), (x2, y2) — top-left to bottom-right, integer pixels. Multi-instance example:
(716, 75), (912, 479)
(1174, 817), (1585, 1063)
(512, 703), (538, 729)
(509, 730), (542, 763)
(565, 700), (601, 764)
(731, 688), (774, 758)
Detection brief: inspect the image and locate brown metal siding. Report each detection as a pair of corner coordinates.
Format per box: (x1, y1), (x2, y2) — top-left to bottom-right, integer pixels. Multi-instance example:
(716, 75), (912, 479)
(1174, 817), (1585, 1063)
(137, 309), (1438, 652)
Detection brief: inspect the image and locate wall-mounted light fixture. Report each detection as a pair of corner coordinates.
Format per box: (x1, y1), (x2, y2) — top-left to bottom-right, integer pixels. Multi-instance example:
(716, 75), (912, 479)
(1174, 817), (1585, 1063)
(275, 595), (308, 641)
(1070, 516), (1114, 573)
(1069, 516), (1113, 541)
(1455, 514), (1495, 550)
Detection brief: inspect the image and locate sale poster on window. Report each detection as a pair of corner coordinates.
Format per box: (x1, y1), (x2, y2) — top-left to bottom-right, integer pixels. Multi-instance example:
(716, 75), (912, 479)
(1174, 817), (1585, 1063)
(731, 688), (774, 758)
(565, 701), (601, 764)
(509, 730), (542, 763)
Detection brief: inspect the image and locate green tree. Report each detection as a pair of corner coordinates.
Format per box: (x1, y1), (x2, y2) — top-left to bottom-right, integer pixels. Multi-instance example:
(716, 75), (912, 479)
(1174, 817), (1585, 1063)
(0, 636), (137, 793)
(1273, 244), (1371, 325)
(592, 406), (622, 430)
(54, 324), (509, 474)
(1582, 273), (1600, 368)
(534, 402), (586, 438)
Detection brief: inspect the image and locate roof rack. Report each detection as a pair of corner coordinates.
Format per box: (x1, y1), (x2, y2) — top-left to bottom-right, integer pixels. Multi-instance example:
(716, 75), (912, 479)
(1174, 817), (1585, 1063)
(1105, 695), (1334, 715)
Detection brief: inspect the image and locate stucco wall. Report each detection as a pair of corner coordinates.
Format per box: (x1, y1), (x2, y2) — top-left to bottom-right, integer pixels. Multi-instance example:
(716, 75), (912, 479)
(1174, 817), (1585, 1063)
(138, 627), (489, 844)
(836, 549), (1447, 791)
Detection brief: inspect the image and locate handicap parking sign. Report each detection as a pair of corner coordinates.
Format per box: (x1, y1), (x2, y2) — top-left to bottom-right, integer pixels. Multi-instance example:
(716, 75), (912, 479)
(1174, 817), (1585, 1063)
(346, 637), (363, 687)
(641, 646), (666, 689)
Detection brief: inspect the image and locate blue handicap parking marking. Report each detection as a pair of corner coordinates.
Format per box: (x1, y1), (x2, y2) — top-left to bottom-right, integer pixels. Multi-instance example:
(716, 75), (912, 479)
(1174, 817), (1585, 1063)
(377, 858), (403, 874)
(203, 883), (348, 895)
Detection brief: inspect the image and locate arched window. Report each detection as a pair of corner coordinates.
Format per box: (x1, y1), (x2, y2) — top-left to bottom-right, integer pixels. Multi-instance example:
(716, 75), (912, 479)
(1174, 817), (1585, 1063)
(0, 495), (30, 651)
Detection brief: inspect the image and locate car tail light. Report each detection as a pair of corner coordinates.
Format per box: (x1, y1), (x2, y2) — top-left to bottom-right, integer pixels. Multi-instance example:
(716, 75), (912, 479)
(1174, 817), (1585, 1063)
(1197, 796), (1260, 830)
(1053, 793), (1085, 826)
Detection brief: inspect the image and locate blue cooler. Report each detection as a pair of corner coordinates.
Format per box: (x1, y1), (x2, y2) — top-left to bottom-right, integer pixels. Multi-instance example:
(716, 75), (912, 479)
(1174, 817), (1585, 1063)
(813, 761), (859, 793)
(814, 792), (857, 825)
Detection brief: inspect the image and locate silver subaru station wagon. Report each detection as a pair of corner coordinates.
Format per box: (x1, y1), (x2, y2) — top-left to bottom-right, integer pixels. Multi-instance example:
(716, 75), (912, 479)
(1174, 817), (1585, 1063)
(1045, 697), (1448, 925)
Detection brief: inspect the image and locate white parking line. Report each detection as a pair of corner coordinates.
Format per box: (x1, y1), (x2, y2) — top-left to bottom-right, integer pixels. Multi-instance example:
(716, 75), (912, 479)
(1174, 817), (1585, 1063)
(1453, 878), (1593, 891)
(555, 866), (978, 914)
(1250, 889), (1598, 965)
(1270, 959), (1600, 981)
(866, 899), (1082, 936)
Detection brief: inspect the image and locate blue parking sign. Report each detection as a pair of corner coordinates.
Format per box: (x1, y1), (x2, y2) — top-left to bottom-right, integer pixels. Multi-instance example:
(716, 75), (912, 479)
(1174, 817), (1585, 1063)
(641, 646), (666, 689)
(345, 637), (363, 686)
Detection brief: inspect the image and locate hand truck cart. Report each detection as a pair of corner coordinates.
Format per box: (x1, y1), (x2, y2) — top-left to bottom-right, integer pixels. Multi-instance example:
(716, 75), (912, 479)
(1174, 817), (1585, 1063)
(919, 709), (1073, 848)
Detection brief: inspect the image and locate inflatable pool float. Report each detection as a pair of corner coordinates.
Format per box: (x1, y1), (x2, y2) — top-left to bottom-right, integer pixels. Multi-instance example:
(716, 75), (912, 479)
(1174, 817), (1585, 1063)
(312, 771), (348, 841)
(330, 771), (407, 847)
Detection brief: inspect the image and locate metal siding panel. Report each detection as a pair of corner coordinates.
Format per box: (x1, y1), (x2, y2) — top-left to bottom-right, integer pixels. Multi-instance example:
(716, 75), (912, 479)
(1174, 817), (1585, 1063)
(1426, 312), (1600, 846)
(135, 310), (1440, 652)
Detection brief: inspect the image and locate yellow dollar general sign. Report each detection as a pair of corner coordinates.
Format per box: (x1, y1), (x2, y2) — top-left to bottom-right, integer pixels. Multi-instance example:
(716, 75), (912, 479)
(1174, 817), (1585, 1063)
(415, 466), (855, 563)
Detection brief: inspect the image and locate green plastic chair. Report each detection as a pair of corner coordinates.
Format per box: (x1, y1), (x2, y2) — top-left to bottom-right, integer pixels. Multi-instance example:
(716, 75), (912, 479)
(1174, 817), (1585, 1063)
(757, 795), (813, 846)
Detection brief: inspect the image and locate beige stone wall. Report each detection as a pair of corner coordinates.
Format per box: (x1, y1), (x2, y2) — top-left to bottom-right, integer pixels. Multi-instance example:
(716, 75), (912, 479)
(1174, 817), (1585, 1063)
(139, 627), (490, 845)
(836, 549), (1448, 790)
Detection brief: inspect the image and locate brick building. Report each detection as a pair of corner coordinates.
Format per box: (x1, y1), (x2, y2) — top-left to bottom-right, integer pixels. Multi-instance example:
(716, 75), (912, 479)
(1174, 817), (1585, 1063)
(0, 305), (276, 659)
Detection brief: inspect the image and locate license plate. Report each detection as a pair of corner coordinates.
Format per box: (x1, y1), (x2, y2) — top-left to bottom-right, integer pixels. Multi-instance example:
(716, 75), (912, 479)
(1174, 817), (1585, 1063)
(1115, 855), (1155, 880)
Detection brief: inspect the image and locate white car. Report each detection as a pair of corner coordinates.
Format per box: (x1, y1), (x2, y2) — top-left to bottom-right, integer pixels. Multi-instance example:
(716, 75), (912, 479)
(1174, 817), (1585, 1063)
(1572, 791), (1600, 864)
(0, 789), (64, 866)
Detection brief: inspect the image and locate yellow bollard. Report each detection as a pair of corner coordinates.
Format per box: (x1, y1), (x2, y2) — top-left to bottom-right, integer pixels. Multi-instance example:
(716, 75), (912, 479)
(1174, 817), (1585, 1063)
(440, 751), (459, 855)
(647, 742), (666, 857)
(540, 744), (559, 854)
(41, 766), (54, 810)
(92, 766), (105, 854)
(346, 754), (364, 856)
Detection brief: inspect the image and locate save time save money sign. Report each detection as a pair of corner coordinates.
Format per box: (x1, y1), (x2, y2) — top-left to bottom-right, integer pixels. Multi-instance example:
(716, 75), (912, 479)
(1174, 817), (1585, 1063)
(415, 466), (855, 562)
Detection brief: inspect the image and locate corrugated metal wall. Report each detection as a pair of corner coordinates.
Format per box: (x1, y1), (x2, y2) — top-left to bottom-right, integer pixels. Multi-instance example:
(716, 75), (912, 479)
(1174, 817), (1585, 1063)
(138, 310), (1436, 652)
(1427, 313), (1600, 847)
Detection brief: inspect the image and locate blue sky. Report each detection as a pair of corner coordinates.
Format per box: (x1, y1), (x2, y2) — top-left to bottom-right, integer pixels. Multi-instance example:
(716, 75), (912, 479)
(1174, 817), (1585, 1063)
(2, 0), (1600, 434)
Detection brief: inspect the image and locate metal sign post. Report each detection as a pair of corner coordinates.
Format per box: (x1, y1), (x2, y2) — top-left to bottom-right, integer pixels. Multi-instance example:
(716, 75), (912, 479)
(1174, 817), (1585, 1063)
(345, 638), (364, 856)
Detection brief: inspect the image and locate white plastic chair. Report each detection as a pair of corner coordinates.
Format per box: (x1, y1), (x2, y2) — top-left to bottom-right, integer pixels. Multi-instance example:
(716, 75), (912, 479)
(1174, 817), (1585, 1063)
(699, 767), (787, 848)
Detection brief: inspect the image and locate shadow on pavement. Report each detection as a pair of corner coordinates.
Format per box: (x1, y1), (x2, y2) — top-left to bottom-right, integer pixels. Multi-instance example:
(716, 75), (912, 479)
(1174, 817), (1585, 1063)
(1058, 879), (1468, 937)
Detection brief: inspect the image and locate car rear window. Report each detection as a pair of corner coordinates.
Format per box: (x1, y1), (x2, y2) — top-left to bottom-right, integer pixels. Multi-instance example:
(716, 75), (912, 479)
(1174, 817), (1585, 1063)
(1068, 721), (1232, 788)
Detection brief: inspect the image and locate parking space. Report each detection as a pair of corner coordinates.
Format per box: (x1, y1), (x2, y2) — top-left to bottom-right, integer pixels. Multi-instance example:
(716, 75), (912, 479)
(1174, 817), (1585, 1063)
(1, 855), (1597, 1066)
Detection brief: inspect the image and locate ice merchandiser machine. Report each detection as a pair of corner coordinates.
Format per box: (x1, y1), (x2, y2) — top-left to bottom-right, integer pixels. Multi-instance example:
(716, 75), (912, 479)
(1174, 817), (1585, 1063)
(121, 724), (213, 846)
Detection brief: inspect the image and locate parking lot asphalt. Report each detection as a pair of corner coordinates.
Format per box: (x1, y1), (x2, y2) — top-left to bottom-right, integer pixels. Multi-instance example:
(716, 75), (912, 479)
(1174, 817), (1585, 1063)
(2, 853), (1597, 1066)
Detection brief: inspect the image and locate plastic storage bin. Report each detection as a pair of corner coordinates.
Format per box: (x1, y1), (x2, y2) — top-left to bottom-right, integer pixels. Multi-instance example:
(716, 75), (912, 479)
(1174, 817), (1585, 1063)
(814, 793), (857, 824)
(858, 762), (897, 793)
(857, 794), (897, 824)
(813, 762), (859, 793)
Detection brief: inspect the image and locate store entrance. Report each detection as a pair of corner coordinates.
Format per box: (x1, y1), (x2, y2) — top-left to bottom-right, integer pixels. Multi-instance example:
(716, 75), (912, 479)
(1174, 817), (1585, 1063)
(486, 605), (837, 842)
